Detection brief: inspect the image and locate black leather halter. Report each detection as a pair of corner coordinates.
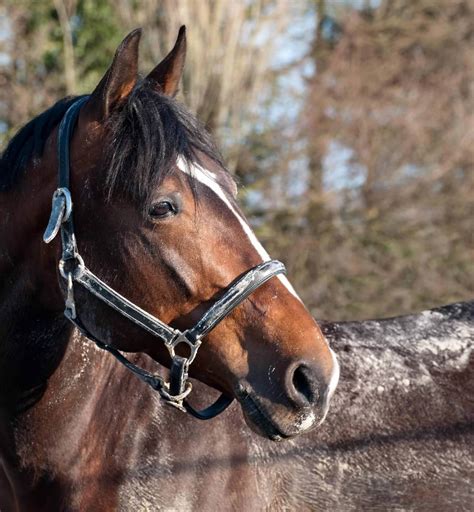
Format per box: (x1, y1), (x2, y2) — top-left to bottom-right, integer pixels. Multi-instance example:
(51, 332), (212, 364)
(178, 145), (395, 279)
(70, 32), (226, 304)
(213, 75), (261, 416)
(43, 97), (286, 420)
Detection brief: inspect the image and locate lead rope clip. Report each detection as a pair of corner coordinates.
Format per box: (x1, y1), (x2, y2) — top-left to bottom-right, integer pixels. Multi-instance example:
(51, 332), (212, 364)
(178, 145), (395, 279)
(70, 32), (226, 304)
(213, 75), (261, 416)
(160, 381), (193, 412)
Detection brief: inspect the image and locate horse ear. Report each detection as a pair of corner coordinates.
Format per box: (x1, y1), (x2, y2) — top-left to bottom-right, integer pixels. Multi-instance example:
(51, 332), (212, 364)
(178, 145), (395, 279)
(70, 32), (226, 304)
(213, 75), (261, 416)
(84, 28), (141, 121)
(146, 26), (186, 97)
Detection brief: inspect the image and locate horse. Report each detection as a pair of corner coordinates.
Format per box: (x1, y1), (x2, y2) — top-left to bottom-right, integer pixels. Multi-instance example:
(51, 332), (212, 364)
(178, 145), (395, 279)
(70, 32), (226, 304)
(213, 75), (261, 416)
(0, 27), (339, 510)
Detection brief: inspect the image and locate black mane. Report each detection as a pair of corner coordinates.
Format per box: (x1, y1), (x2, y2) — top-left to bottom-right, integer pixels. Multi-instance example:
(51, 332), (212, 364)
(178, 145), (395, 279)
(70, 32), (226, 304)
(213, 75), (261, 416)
(0, 82), (224, 203)
(0, 96), (81, 191)
(104, 82), (224, 205)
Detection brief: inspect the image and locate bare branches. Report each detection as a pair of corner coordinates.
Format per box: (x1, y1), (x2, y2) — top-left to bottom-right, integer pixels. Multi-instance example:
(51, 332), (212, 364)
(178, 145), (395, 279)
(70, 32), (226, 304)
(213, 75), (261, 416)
(294, 0), (474, 318)
(1, 0), (472, 320)
(53, 0), (77, 94)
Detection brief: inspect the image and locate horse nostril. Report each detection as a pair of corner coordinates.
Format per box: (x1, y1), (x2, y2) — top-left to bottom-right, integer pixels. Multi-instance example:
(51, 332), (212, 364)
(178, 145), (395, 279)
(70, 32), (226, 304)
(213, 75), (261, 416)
(291, 364), (319, 406)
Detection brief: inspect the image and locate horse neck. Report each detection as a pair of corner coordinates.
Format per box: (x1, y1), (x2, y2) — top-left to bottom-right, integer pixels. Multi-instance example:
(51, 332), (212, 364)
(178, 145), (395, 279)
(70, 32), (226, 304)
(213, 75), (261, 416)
(0, 163), (65, 411)
(0, 295), (71, 412)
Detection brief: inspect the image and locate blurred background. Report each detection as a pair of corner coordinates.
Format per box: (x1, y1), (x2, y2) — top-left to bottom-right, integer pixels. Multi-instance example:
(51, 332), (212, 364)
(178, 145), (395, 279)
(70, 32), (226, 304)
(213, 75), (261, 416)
(0, 0), (472, 320)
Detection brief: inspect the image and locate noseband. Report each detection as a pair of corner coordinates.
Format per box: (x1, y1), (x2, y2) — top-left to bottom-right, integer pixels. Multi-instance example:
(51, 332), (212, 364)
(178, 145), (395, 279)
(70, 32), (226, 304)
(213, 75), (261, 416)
(43, 97), (286, 420)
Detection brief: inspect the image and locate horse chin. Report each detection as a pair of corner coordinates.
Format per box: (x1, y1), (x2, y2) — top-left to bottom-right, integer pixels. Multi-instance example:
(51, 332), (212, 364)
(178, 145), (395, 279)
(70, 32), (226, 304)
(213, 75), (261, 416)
(235, 384), (319, 442)
(241, 409), (290, 442)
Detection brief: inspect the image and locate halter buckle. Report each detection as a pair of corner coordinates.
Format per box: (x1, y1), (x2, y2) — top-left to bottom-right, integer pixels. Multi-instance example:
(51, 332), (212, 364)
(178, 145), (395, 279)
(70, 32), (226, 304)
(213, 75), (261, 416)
(43, 188), (73, 243)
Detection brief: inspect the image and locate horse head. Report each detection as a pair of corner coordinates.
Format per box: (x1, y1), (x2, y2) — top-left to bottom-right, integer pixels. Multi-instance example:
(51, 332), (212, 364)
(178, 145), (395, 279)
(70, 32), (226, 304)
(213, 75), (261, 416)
(3, 28), (339, 440)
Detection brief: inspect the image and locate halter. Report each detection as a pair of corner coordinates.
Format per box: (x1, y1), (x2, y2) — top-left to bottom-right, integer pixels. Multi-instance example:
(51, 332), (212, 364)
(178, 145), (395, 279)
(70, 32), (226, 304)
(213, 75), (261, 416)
(43, 97), (286, 420)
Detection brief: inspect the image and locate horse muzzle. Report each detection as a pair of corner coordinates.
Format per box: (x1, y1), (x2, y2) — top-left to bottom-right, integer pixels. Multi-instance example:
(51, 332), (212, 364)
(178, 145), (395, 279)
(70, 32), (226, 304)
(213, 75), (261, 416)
(235, 353), (339, 441)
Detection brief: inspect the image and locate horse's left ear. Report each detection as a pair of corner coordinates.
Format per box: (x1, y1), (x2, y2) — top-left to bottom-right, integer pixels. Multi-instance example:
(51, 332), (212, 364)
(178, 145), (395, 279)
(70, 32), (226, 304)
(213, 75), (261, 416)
(84, 28), (141, 122)
(146, 26), (186, 97)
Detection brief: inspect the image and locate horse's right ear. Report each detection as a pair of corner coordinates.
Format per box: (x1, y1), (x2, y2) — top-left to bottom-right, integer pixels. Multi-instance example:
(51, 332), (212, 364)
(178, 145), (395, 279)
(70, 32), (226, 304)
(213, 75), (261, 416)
(83, 29), (141, 122)
(146, 26), (186, 97)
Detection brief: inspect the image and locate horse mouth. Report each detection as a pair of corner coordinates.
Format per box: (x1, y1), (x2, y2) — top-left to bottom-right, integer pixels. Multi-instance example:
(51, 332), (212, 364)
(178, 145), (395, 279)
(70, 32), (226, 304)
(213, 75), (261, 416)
(235, 384), (312, 441)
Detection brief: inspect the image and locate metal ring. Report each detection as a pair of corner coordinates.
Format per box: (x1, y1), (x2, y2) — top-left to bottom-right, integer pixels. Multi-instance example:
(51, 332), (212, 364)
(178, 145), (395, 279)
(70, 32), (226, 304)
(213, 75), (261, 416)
(166, 333), (202, 364)
(160, 381), (193, 403)
(59, 253), (85, 280)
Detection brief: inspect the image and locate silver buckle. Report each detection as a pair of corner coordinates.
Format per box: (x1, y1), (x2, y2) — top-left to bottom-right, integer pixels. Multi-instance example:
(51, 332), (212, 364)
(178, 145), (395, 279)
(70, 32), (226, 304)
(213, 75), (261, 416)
(43, 188), (73, 243)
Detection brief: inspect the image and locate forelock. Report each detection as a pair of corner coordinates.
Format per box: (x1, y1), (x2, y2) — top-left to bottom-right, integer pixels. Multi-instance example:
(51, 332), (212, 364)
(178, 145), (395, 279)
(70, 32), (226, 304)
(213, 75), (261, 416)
(103, 81), (227, 209)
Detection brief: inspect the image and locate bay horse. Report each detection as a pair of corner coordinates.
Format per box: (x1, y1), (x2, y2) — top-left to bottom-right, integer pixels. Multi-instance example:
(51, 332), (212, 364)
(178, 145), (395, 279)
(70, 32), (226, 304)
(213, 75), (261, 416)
(0, 28), (339, 510)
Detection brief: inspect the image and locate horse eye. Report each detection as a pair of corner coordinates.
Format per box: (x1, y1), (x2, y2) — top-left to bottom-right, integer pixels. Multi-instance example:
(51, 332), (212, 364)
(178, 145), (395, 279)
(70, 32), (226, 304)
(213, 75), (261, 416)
(148, 201), (177, 219)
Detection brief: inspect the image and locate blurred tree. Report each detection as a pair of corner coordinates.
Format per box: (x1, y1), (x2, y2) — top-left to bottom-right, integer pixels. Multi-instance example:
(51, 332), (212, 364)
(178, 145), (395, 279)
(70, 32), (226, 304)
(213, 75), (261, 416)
(277, 0), (474, 319)
(0, 0), (121, 146)
(1, 0), (472, 320)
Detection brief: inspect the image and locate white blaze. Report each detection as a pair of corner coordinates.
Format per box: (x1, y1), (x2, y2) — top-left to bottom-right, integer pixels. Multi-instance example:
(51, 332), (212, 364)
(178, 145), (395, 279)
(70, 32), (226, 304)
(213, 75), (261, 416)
(177, 156), (340, 410)
(176, 157), (300, 299)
